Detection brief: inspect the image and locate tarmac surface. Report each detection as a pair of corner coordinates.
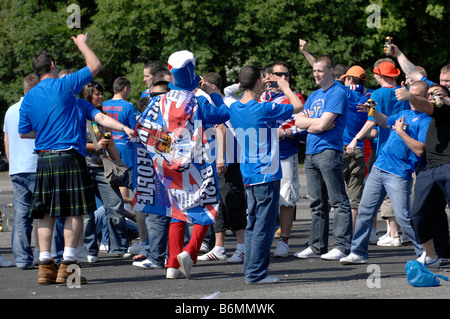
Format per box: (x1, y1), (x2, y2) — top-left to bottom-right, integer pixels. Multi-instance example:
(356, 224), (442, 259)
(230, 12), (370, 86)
(1, 168), (450, 308)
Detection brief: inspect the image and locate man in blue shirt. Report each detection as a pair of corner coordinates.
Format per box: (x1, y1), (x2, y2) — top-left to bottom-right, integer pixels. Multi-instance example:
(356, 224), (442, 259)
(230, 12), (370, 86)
(18, 34), (134, 285)
(229, 65), (302, 284)
(347, 60), (411, 245)
(295, 55), (352, 261)
(340, 81), (431, 265)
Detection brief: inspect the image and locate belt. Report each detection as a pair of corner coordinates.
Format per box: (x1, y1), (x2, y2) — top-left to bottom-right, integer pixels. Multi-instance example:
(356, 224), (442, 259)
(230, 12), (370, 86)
(37, 149), (77, 157)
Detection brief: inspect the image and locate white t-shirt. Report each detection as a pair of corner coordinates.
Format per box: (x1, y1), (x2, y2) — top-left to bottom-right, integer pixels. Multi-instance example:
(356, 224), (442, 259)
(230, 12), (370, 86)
(3, 97), (38, 175)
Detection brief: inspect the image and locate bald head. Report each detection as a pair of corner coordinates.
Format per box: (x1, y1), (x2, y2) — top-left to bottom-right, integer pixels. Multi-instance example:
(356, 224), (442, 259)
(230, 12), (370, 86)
(409, 80), (429, 98)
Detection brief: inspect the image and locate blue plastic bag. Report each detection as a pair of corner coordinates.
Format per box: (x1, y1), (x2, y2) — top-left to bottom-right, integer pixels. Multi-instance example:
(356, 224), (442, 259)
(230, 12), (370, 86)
(405, 260), (450, 287)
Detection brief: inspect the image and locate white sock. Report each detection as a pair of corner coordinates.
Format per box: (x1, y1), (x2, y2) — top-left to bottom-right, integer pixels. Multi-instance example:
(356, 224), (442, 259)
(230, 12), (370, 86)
(213, 246), (226, 254)
(39, 251), (52, 262)
(63, 247), (77, 261)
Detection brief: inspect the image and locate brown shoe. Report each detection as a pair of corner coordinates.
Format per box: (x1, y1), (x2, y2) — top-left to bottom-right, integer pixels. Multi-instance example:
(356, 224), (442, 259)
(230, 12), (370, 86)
(38, 259), (58, 285)
(56, 260), (87, 285)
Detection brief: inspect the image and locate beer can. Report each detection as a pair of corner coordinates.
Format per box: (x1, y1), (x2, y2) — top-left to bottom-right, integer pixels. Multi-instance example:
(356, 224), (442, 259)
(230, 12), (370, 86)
(431, 89), (443, 108)
(367, 99), (376, 116)
(104, 132), (111, 139)
(384, 36), (393, 55)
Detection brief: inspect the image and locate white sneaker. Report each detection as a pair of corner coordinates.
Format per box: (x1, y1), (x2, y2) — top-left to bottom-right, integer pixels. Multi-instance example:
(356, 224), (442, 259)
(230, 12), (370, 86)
(294, 247), (321, 259)
(321, 248), (347, 260)
(198, 248), (227, 261)
(200, 242), (210, 253)
(77, 246), (98, 263)
(228, 248), (244, 263)
(417, 252), (440, 269)
(377, 235), (401, 247)
(132, 258), (162, 269)
(128, 242), (145, 255)
(166, 267), (182, 279)
(274, 240), (289, 258)
(340, 253), (368, 265)
(99, 244), (109, 253)
(177, 251), (193, 279)
(0, 255), (13, 268)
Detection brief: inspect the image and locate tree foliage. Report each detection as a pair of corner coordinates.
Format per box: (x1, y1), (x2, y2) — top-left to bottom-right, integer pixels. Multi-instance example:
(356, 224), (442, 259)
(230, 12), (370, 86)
(0, 0), (448, 153)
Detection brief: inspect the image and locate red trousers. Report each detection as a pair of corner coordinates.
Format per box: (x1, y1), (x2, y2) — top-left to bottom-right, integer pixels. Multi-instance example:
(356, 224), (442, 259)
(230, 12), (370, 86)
(166, 221), (210, 269)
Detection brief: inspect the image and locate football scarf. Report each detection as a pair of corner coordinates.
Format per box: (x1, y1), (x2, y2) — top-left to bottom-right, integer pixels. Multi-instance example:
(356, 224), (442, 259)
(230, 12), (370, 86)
(131, 90), (219, 225)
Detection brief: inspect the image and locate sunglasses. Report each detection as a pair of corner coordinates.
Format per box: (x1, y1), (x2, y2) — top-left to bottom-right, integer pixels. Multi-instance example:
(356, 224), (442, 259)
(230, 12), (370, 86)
(272, 72), (289, 77)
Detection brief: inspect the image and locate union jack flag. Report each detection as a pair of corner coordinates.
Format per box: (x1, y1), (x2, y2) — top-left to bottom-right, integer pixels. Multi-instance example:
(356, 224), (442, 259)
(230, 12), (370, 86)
(131, 90), (219, 225)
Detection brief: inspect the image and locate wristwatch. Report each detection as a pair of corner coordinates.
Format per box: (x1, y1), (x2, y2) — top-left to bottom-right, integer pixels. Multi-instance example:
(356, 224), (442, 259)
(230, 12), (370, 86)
(280, 129), (287, 140)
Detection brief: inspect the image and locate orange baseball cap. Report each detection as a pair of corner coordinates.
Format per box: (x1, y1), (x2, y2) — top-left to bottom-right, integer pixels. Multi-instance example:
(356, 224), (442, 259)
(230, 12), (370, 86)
(373, 62), (401, 78)
(340, 66), (367, 81)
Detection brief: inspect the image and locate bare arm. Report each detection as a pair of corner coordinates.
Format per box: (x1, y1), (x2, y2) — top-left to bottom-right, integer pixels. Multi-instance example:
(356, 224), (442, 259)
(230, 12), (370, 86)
(93, 112), (134, 139)
(393, 116), (426, 157)
(346, 120), (377, 156)
(71, 33), (102, 78)
(3, 133), (9, 161)
(299, 39), (315, 68)
(216, 124), (227, 176)
(390, 44), (423, 82)
(19, 130), (37, 139)
(295, 111), (337, 134)
(277, 77), (303, 113)
(395, 82), (434, 115)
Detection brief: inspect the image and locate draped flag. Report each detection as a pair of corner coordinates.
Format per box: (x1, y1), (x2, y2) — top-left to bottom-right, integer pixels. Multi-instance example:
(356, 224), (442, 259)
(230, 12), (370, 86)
(259, 91), (307, 141)
(131, 90), (220, 225)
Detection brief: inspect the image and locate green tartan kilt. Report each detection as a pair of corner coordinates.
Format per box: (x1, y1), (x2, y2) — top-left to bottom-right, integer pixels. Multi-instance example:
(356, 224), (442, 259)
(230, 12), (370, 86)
(29, 149), (97, 219)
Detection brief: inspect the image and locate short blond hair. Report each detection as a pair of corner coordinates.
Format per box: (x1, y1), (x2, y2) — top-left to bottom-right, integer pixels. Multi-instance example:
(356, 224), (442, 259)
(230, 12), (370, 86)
(23, 74), (40, 94)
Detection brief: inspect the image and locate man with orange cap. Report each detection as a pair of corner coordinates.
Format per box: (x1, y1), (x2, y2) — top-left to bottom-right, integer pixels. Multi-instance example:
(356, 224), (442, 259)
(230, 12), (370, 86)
(335, 66), (373, 231)
(347, 59), (411, 246)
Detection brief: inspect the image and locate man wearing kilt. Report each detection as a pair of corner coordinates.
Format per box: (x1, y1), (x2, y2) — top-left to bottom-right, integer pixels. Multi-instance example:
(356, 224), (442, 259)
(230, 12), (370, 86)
(18, 34), (134, 285)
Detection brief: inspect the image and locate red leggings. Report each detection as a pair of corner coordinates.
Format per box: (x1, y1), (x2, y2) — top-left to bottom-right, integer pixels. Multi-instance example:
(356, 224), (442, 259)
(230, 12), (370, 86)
(166, 221), (210, 269)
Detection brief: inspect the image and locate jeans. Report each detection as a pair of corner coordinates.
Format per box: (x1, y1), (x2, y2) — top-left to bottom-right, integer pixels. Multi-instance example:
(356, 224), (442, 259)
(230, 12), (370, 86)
(143, 213), (170, 267)
(11, 173), (36, 268)
(352, 166), (423, 259)
(305, 149), (352, 254)
(244, 180), (280, 283)
(83, 167), (128, 255)
(94, 205), (139, 245)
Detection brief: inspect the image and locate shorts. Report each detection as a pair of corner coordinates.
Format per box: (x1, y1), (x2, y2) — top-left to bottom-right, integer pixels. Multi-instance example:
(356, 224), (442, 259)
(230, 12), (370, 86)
(213, 163), (247, 233)
(343, 146), (365, 210)
(279, 154), (300, 207)
(30, 149), (97, 218)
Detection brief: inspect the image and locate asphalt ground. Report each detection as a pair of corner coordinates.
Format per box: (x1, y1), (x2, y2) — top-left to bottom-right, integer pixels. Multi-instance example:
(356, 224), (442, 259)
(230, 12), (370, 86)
(0, 169), (449, 313)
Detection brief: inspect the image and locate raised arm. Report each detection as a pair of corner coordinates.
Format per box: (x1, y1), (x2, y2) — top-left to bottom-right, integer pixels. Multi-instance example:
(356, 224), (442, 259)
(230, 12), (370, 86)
(299, 38), (315, 68)
(277, 76), (303, 113)
(390, 44), (423, 82)
(71, 33), (102, 78)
